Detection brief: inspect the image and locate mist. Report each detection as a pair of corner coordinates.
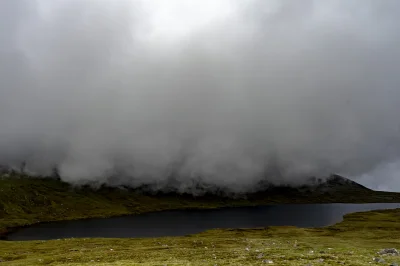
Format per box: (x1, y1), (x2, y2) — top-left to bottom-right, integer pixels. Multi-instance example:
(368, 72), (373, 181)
(1, 0), (400, 192)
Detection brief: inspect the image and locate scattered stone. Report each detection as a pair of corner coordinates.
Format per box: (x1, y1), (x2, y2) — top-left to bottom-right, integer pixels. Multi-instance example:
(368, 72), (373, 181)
(378, 248), (399, 256)
(309, 250), (314, 254)
(257, 253), (264, 259)
(390, 263), (399, 266)
(373, 257), (385, 263)
(317, 258), (324, 263)
(245, 247), (250, 251)
(262, 259), (273, 264)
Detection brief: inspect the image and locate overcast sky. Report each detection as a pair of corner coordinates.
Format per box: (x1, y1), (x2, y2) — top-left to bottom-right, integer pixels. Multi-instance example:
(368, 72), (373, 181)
(1, 0), (400, 192)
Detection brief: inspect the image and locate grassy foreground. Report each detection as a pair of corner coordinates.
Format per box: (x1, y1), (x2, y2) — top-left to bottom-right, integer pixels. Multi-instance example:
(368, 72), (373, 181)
(0, 208), (399, 265)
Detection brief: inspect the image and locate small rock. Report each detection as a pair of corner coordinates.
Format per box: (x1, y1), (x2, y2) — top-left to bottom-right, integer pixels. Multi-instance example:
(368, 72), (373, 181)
(317, 258), (324, 263)
(309, 250), (314, 254)
(390, 263), (399, 266)
(373, 257), (386, 263)
(262, 260), (273, 264)
(257, 253), (264, 259)
(245, 247), (250, 251)
(378, 248), (399, 256)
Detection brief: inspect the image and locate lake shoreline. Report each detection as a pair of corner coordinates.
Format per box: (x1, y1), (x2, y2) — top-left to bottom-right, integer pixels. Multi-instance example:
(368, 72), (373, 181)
(2, 175), (400, 238)
(1, 208), (400, 265)
(6, 203), (400, 241)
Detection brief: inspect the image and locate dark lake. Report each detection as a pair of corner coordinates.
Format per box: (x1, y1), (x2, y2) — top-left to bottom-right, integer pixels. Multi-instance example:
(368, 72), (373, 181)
(7, 203), (400, 241)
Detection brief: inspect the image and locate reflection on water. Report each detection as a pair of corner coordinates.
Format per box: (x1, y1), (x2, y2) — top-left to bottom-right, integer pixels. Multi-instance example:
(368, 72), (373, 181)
(7, 203), (400, 241)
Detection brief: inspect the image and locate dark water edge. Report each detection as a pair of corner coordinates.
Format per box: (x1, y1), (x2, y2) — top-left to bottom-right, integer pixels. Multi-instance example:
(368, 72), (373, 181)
(6, 203), (400, 241)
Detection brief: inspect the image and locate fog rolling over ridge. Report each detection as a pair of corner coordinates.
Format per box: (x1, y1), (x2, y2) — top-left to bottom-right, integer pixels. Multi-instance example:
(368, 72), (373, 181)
(1, 0), (400, 192)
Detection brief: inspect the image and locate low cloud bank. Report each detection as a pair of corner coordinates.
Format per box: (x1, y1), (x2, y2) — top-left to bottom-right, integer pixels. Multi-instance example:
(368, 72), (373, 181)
(1, 0), (400, 192)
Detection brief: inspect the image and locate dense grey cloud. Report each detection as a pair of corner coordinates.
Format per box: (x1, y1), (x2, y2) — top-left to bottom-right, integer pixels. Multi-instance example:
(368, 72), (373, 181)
(0, 0), (400, 192)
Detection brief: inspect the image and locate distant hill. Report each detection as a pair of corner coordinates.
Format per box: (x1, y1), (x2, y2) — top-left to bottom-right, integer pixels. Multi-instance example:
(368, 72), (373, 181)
(245, 174), (383, 203)
(311, 174), (371, 191)
(133, 174), (394, 204)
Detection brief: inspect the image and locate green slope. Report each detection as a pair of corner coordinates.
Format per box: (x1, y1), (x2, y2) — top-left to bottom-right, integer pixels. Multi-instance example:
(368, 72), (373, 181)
(1, 174), (400, 235)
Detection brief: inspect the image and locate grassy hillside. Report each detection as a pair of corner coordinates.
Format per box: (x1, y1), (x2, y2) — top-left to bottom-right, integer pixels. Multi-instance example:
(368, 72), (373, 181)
(1, 174), (400, 235)
(0, 176), (247, 235)
(0, 208), (399, 265)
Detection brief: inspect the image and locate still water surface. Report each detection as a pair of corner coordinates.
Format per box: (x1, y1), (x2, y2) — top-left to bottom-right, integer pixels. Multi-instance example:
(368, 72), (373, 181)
(7, 203), (400, 241)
